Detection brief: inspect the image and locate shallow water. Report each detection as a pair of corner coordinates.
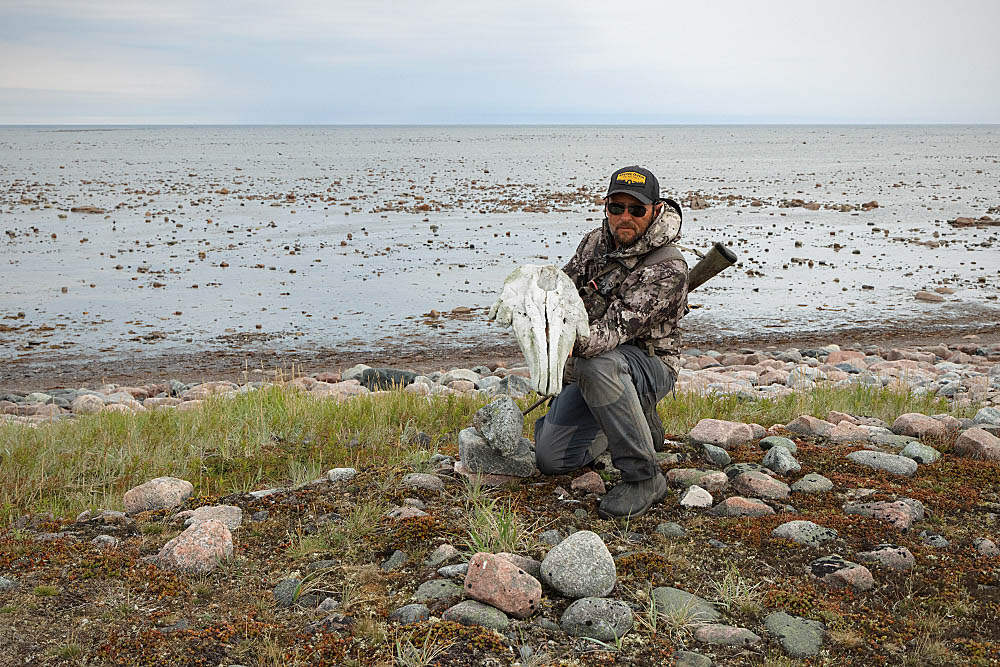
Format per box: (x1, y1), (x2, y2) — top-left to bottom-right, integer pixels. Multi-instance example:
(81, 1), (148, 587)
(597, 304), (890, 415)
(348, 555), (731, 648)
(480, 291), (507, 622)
(1, 125), (998, 363)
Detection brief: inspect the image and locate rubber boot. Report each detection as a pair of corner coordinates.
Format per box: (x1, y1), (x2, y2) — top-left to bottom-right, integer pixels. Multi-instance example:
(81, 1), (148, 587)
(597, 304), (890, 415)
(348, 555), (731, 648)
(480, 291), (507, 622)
(597, 471), (668, 520)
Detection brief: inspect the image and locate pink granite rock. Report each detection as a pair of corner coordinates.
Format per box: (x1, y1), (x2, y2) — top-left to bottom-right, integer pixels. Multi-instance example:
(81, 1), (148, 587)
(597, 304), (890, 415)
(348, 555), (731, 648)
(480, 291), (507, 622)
(143, 397), (182, 409)
(156, 519), (233, 574)
(666, 469), (729, 494)
(829, 422), (870, 443)
(71, 394), (105, 415)
(385, 506), (429, 520)
(827, 350), (865, 365)
(688, 419), (755, 449)
(732, 471), (790, 500)
(843, 499), (924, 531)
(954, 428), (1000, 460)
(123, 477), (194, 514)
(856, 544), (915, 570)
(174, 400), (204, 412)
(826, 410), (858, 425)
(892, 413), (946, 439)
(809, 556), (873, 591)
(759, 369), (790, 385)
(785, 415), (835, 438)
(709, 497), (775, 517)
(464, 552), (542, 619)
(571, 471), (606, 495)
(496, 552), (542, 579)
(174, 504), (243, 531)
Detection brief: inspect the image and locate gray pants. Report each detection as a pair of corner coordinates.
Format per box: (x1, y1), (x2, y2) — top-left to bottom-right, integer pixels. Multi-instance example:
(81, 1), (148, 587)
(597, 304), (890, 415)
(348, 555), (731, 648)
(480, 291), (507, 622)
(534, 344), (676, 482)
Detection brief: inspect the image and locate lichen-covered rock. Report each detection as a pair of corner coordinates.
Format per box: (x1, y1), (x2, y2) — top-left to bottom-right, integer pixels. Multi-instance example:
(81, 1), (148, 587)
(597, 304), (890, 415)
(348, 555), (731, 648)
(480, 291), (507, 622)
(709, 496), (775, 517)
(560, 597), (633, 642)
(772, 520), (837, 548)
(846, 450), (918, 476)
(694, 623), (761, 646)
(540, 530), (615, 598)
(472, 397), (524, 456)
(785, 415), (835, 438)
(442, 600), (510, 630)
(762, 446), (801, 475)
(843, 499), (923, 531)
(123, 476), (194, 514)
(765, 611), (825, 657)
(458, 427), (535, 477)
(856, 544), (915, 570)
(791, 473), (833, 493)
(175, 504), (242, 531)
(732, 471), (790, 499)
(156, 519), (233, 574)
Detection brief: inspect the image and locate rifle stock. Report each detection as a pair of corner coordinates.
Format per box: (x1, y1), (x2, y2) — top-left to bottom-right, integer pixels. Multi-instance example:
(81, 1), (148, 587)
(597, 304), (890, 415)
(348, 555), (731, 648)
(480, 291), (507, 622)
(687, 242), (737, 292)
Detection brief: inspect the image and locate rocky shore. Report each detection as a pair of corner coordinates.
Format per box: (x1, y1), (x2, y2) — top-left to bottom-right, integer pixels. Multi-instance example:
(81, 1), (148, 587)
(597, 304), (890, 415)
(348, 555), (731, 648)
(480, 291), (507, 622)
(1, 337), (999, 665)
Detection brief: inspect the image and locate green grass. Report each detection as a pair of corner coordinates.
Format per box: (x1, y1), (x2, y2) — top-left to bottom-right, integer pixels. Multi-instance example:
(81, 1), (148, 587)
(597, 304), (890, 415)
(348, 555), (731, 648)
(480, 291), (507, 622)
(0, 382), (973, 524)
(463, 478), (534, 553)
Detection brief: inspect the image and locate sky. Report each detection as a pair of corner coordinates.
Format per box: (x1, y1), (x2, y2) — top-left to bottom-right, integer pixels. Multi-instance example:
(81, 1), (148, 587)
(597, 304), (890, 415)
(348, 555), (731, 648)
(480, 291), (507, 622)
(1, 0), (998, 124)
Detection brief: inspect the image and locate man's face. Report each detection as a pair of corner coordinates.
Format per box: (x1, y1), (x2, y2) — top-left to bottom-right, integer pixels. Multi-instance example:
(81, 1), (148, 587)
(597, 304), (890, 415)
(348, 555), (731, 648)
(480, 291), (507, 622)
(606, 192), (658, 247)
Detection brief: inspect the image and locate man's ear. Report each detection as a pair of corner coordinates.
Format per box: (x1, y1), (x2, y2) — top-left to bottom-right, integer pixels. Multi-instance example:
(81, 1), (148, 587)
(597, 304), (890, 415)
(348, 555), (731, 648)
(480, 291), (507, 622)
(653, 202), (663, 218)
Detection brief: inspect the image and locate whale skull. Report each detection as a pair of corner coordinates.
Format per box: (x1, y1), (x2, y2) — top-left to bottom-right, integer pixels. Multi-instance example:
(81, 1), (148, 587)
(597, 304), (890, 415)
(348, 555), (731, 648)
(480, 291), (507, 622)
(488, 264), (589, 396)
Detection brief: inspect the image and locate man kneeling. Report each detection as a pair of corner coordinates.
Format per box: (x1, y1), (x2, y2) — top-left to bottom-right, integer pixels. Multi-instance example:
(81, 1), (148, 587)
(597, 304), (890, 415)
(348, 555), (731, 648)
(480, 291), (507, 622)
(534, 166), (688, 519)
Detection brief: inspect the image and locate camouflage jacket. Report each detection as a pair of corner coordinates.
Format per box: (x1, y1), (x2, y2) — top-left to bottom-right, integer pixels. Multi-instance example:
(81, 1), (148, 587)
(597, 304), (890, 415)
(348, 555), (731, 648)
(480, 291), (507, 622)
(562, 205), (688, 373)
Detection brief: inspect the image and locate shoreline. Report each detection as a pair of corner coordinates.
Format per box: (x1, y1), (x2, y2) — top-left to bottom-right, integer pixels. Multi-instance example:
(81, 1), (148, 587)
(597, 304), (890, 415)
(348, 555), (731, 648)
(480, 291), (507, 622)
(3, 322), (998, 392)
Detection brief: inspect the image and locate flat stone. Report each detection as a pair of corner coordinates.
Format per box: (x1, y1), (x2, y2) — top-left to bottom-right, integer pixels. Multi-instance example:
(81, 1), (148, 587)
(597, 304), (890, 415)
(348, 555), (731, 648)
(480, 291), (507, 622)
(732, 471), (790, 499)
(679, 485), (713, 508)
(472, 396), (524, 456)
(438, 563), (469, 579)
(402, 473), (445, 491)
(791, 473), (833, 493)
(772, 520), (838, 548)
(412, 579), (463, 602)
(389, 604), (429, 624)
(464, 552), (542, 619)
(954, 428), (1000, 460)
(785, 415), (835, 438)
(124, 477), (194, 514)
(651, 587), (720, 622)
(919, 530), (950, 548)
(674, 651), (712, 667)
(899, 442), (942, 464)
(666, 468), (729, 494)
(442, 599), (510, 630)
(540, 530), (615, 599)
(155, 519), (233, 574)
(327, 468), (357, 483)
(808, 555), (873, 591)
(764, 611), (825, 657)
(762, 446), (801, 476)
(856, 544), (915, 570)
(759, 435), (797, 454)
(643, 525), (681, 544)
(843, 499), (924, 531)
(560, 597), (633, 642)
(709, 496), (775, 517)
(829, 422), (871, 443)
(891, 413), (946, 439)
(846, 450), (918, 476)
(694, 623), (761, 646)
(176, 504), (243, 531)
(688, 419), (755, 449)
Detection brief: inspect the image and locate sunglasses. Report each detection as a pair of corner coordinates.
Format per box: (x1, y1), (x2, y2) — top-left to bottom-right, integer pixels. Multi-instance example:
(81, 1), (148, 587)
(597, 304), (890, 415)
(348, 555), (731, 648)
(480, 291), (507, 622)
(606, 202), (648, 217)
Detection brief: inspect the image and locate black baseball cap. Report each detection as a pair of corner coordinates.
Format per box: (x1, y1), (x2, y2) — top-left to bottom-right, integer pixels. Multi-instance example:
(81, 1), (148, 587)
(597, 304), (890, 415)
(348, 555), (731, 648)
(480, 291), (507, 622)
(606, 166), (659, 205)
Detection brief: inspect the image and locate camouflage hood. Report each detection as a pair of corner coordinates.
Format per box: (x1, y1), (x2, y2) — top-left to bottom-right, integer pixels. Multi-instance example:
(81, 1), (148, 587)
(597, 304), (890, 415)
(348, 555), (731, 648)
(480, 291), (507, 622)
(603, 203), (682, 261)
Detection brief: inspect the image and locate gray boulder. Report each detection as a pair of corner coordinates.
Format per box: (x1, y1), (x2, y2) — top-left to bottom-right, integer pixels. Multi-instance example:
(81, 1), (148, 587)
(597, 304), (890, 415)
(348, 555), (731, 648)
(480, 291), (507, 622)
(846, 451), (918, 476)
(540, 530), (615, 598)
(762, 446), (801, 475)
(458, 427), (535, 477)
(899, 442), (941, 464)
(560, 597), (633, 642)
(771, 520), (837, 548)
(791, 473), (833, 493)
(651, 587), (720, 622)
(765, 611), (825, 657)
(442, 600), (509, 630)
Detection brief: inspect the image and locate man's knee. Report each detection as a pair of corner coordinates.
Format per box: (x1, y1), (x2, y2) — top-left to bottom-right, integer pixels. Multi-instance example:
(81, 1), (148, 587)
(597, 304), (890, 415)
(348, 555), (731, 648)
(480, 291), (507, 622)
(574, 351), (628, 400)
(534, 429), (575, 476)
